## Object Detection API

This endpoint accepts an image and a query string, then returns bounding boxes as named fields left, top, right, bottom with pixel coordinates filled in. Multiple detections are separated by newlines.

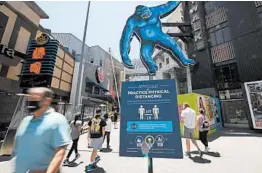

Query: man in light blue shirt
left=14, top=87, right=71, bottom=173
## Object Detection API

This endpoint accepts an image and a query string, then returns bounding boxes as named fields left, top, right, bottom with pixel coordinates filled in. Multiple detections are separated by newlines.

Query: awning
left=87, top=93, right=115, bottom=103
left=85, top=77, right=109, bottom=92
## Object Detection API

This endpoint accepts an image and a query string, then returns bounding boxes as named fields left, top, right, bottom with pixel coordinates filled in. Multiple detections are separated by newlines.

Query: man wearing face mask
left=13, top=87, right=71, bottom=173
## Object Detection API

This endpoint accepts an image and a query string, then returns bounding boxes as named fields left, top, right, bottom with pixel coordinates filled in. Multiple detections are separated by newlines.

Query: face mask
left=27, top=101, right=41, bottom=113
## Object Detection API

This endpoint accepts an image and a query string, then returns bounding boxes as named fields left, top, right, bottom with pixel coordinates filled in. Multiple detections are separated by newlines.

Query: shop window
left=85, top=82, right=93, bottom=93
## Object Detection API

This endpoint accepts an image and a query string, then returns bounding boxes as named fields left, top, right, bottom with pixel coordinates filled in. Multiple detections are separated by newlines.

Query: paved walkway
left=1, top=127, right=262, bottom=173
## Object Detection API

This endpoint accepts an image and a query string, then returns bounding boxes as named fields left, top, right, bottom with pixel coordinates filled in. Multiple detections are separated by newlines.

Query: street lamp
left=75, top=1, right=91, bottom=106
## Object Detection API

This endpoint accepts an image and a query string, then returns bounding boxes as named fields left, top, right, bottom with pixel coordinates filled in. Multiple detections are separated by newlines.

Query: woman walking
left=198, top=108, right=210, bottom=152
left=63, top=115, right=82, bottom=165
left=113, top=109, right=118, bottom=129
left=103, top=113, right=112, bottom=148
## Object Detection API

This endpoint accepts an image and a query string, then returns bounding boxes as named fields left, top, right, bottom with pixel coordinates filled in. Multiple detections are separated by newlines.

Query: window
left=166, top=58, right=169, bottom=65
left=209, top=26, right=231, bottom=46
left=222, top=27, right=231, bottom=42
left=210, top=32, right=216, bottom=46
left=205, top=1, right=225, bottom=15
left=215, top=29, right=223, bottom=45
left=214, top=63, right=240, bottom=89
left=159, top=63, right=162, bottom=69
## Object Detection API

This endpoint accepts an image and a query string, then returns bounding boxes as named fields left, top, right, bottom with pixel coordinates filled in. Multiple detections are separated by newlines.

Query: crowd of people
left=12, top=87, right=211, bottom=173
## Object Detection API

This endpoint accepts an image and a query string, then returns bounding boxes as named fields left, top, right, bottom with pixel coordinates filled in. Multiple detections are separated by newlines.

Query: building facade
left=0, top=2, right=49, bottom=152
left=153, top=2, right=189, bottom=94
left=183, top=1, right=262, bottom=129
left=52, top=33, right=124, bottom=120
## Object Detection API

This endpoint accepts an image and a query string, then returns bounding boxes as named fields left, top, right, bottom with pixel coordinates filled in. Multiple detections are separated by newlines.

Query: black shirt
left=88, top=117, right=106, bottom=138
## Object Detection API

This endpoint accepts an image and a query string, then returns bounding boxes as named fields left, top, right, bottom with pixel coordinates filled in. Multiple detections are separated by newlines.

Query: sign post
left=148, top=75, right=153, bottom=173
left=119, top=79, right=183, bottom=172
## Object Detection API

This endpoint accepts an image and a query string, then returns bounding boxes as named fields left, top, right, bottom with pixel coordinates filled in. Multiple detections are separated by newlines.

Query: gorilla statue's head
left=135, top=5, right=152, bottom=19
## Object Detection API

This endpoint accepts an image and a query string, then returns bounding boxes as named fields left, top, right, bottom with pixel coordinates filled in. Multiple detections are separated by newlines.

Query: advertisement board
left=120, top=79, right=183, bottom=159
left=177, top=93, right=222, bottom=139
left=244, top=81, right=262, bottom=129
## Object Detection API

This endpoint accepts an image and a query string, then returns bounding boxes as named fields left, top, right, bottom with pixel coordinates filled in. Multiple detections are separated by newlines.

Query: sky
left=36, top=1, right=165, bottom=61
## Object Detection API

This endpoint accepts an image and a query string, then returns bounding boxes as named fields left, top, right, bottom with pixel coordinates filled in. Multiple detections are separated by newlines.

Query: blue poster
left=119, top=79, right=183, bottom=159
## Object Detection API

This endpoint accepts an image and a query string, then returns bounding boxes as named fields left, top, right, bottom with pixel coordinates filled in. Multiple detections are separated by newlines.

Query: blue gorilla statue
left=120, top=1, right=196, bottom=75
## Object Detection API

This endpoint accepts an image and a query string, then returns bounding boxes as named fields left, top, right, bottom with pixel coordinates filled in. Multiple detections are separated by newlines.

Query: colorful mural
left=177, top=93, right=222, bottom=139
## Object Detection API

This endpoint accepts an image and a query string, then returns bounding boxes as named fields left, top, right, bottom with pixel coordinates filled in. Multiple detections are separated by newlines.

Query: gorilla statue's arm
left=150, top=1, right=180, bottom=18
left=120, top=18, right=136, bottom=60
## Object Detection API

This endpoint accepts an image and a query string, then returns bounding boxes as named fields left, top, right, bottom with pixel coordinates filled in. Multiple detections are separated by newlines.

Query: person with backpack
left=198, top=108, right=210, bottom=152
left=86, top=109, right=107, bottom=172
left=181, top=103, right=203, bottom=157
left=63, top=114, right=82, bottom=165
left=103, top=113, right=112, bottom=148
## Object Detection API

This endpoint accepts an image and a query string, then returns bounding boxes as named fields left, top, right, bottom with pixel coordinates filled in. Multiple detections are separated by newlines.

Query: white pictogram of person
left=153, top=105, right=159, bottom=120
left=138, top=105, right=145, bottom=120
left=136, top=137, right=143, bottom=147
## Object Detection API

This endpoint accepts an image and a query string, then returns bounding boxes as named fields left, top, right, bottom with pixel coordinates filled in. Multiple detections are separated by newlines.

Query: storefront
left=1, top=31, right=76, bottom=155
left=0, top=2, right=49, bottom=154
left=218, top=88, right=251, bottom=128
left=80, top=63, right=116, bottom=120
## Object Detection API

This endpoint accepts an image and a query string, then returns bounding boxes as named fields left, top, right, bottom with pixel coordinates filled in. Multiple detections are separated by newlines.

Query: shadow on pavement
left=0, top=155, right=12, bottom=162
left=189, top=156, right=211, bottom=164
left=85, top=166, right=106, bottom=173
left=63, top=159, right=84, bottom=167
left=191, top=151, right=221, bottom=158
left=78, top=149, right=119, bottom=154
left=100, top=148, right=113, bottom=153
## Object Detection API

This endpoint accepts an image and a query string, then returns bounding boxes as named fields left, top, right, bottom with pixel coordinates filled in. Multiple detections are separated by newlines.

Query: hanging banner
left=120, top=79, right=183, bottom=159
left=244, top=81, right=262, bottom=129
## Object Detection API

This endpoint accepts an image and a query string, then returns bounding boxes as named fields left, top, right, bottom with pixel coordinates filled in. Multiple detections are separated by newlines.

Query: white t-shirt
left=181, top=107, right=196, bottom=129
left=105, top=119, right=112, bottom=132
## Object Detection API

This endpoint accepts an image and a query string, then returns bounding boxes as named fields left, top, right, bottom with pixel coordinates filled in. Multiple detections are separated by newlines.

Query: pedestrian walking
left=86, top=109, right=106, bottom=172
left=198, top=108, right=210, bottom=152
left=63, top=114, right=82, bottom=165
left=13, top=87, right=71, bottom=173
left=181, top=103, right=203, bottom=157
left=103, top=113, right=112, bottom=148
left=113, top=109, right=118, bottom=129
